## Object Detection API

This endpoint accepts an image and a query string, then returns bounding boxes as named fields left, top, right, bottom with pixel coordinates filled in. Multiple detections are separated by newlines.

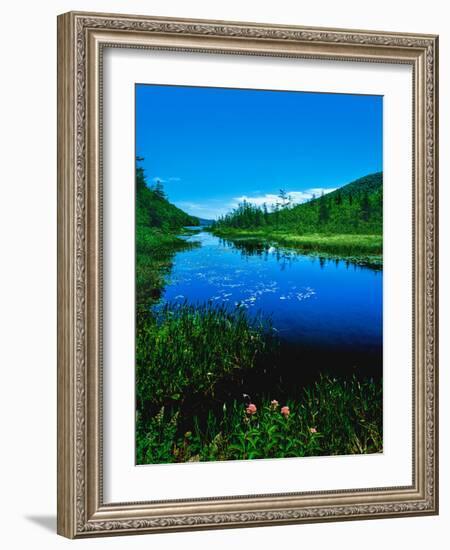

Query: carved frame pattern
left=57, top=11, right=438, bottom=538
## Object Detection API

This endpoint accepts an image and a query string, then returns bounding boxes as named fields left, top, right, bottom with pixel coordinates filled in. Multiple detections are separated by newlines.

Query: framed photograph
left=57, top=11, right=439, bottom=538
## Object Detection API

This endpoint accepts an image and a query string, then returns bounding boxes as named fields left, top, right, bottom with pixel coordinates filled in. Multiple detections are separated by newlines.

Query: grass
left=136, top=302, right=275, bottom=417
left=135, top=228, right=383, bottom=465
left=136, top=226, right=200, bottom=309
left=136, top=374, right=382, bottom=464
left=136, top=302, right=382, bottom=464
left=211, top=228, right=382, bottom=266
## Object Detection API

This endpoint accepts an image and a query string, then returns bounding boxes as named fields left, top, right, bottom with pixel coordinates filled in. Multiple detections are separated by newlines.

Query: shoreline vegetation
left=138, top=367, right=382, bottom=463
left=210, top=172, right=383, bottom=267
left=136, top=302, right=382, bottom=464
left=211, top=229, right=382, bottom=267
left=136, top=159, right=199, bottom=311
left=135, top=163, right=383, bottom=464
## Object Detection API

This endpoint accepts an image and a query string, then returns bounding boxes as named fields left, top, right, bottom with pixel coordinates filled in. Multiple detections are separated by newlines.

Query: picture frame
left=57, top=11, right=439, bottom=538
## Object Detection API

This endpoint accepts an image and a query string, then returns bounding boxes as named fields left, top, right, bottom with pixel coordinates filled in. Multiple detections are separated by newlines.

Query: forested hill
left=326, top=172, right=382, bottom=200
left=276, top=172, right=382, bottom=234
left=214, top=172, right=383, bottom=235
left=136, top=165, right=199, bottom=230
left=135, top=163, right=199, bottom=309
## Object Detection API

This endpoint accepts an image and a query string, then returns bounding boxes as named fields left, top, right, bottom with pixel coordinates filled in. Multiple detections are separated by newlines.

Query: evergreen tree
left=136, top=156, right=147, bottom=193
left=273, top=202, right=280, bottom=229
left=360, top=191, right=371, bottom=222
left=263, top=203, right=269, bottom=225
left=135, top=160, right=198, bottom=230
left=154, top=179, right=166, bottom=200
left=213, top=172, right=382, bottom=235
left=279, top=189, right=290, bottom=209
left=318, top=192, right=329, bottom=224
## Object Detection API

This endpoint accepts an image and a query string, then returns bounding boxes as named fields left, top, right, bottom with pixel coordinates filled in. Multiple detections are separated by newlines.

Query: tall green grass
left=136, top=302, right=275, bottom=419
left=135, top=229, right=383, bottom=465
left=136, top=302, right=382, bottom=464
left=136, top=226, right=199, bottom=309
left=137, top=374, right=382, bottom=464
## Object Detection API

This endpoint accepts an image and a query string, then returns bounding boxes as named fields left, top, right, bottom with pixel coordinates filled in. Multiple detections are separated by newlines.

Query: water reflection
left=159, top=231, right=382, bottom=375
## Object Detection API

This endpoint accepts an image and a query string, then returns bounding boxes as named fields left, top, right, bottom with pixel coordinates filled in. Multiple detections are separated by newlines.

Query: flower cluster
left=243, top=400, right=319, bottom=434
left=243, top=400, right=294, bottom=419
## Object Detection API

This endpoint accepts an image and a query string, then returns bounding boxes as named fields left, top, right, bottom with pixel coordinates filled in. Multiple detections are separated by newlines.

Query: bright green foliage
left=136, top=164, right=198, bottom=230
left=134, top=163, right=383, bottom=465
left=135, top=161, right=199, bottom=309
left=215, top=231, right=381, bottom=255
left=213, top=172, right=383, bottom=235
left=136, top=375, right=382, bottom=464
left=136, top=407, right=181, bottom=465
left=136, top=302, right=275, bottom=419
left=212, top=230, right=382, bottom=266
left=135, top=228, right=199, bottom=310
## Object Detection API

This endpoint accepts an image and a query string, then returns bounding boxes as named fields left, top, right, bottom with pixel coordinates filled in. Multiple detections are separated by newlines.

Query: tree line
left=213, top=172, right=382, bottom=235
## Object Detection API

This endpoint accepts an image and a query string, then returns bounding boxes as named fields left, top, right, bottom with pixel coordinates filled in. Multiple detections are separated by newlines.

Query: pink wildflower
left=246, top=403, right=257, bottom=415
left=270, top=400, right=279, bottom=409
left=281, top=406, right=290, bottom=417
left=309, top=427, right=317, bottom=434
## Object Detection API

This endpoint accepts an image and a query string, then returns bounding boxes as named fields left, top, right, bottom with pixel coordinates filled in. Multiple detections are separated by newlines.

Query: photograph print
left=135, top=84, right=383, bottom=465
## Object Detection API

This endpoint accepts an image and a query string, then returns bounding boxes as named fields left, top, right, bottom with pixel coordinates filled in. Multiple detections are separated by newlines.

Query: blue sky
left=136, top=84, right=382, bottom=220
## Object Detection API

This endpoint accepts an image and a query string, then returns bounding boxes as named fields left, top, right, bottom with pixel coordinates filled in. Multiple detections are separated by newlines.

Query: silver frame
left=57, top=11, right=439, bottom=538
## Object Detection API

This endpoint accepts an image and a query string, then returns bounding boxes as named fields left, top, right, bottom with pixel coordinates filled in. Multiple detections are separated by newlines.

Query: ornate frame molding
left=57, top=11, right=438, bottom=538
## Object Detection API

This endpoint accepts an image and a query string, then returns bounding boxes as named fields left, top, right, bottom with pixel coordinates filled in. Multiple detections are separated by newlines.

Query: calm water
left=159, top=230, right=383, bottom=379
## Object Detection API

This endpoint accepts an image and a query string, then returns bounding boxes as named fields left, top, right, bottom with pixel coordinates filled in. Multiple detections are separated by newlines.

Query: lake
left=158, top=229, right=383, bottom=387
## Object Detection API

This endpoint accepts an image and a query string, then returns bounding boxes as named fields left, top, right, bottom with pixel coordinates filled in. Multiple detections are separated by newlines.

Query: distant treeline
left=213, top=172, right=382, bottom=235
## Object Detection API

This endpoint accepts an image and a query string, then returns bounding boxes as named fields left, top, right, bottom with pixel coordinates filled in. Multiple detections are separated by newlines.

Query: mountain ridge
left=213, top=171, right=383, bottom=235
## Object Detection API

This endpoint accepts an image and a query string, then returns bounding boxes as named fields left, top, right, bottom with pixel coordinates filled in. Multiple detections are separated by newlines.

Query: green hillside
left=326, top=172, right=382, bottom=200
left=136, top=163, right=199, bottom=309
left=280, top=172, right=382, bottom=234
left=211, top=173, right=383, bottom=265
left=136, top=166, right=198, bottom=230
left=214, top=172, right=382, bottom=235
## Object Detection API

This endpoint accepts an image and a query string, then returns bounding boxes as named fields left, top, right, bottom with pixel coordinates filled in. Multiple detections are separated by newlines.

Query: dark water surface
left=159, top=230, right=382, bottom=388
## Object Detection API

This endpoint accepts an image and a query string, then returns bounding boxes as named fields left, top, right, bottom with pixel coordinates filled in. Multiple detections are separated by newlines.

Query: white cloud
left=151, top=176, right=166, bottom=184
left=233, top=187, right=337, bottom=208
left=174, top=187, right=338, bottom=220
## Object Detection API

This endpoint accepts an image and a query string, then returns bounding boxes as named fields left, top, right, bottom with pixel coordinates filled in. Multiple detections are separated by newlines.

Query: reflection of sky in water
left=159, top=231, right=382, bottom=351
